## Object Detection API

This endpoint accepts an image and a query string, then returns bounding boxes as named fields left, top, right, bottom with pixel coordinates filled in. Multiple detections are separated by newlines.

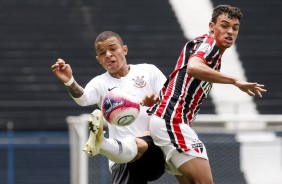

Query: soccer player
left=147, top=5, right=267, bottom=184
left=52, top=31, right=181, bottom=183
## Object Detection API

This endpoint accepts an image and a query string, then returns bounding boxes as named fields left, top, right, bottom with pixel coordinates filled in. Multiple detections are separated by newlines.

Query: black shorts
left=111, top=135, right=165, bottom=184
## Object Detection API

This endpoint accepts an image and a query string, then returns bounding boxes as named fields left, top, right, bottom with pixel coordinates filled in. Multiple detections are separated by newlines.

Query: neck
left=110, top=65, right=130, bottom=79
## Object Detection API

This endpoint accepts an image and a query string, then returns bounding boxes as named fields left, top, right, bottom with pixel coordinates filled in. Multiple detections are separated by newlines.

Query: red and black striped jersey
left=148, top=34, right=222, bottom=126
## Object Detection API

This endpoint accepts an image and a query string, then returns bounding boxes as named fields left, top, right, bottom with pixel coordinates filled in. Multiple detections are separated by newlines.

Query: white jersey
left=72, top=64, right=166, bottom=140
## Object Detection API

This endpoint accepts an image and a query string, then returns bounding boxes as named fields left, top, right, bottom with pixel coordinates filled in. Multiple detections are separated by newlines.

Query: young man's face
left=95, top=37, right=128, bottom=74
left=209, top=13, right=240, bottom=51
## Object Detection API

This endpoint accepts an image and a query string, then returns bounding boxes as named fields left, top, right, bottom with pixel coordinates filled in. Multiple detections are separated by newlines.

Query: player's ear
left=96, top=56, right=101, bottom=64
left=209, top=22, right=215, bottom=34
left=123, top=45, right=128, bottom=55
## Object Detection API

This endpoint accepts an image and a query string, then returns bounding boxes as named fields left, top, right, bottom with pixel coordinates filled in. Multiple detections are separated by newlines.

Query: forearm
left=190, top=67, right=237, bottom=84
left=66, top=80, right=84, bottom=98
left=187, top=57, right=238, bottom=85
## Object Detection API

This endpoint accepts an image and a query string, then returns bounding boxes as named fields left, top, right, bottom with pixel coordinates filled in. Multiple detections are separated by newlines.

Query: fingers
left=249, top=83, right=267, bottom=98
left=238, top=81, right=267, bottom=98
left=140, top=95, right=149, bottom=106
left=254, top=83, right=267, bottom=98
left=255, top=86, right=265, bottom=98
left=57, top=58, right=65, bottom=64
left=257, top=91, right=262, bottom=98
left=140, top=93, right=158, bottom=107
left=140, top=94, right=152, bottom=106
left=51, top=58, right=69, bottom=71
left=147, top=93, right=155, bottom=99
left=255, top=84, right=266, bottom=90
left=246, top=89, right=255, bottom=97
left=153, top=95, right=159, bottom=101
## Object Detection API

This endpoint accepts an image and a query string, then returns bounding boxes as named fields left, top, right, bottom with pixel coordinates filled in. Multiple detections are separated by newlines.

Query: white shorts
left=149, top=115, right=208, bottom=175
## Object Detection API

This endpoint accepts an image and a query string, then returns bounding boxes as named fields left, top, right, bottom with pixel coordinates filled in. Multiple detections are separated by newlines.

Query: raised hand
left=51, top=58, right=73, bottom=83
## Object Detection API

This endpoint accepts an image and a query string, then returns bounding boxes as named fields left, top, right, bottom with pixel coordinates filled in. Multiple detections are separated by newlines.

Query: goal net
left=66, top=113, right=282, bottom=184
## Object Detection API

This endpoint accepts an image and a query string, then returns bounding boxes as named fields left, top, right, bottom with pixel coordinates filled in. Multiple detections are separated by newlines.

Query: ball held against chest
left=101, top=87, right=140, bottom=126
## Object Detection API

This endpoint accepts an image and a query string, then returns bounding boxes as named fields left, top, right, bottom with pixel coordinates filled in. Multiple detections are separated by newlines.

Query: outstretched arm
left=51, top=58, right=84, bottom=98
left=187, top=56, right=267, bottom=97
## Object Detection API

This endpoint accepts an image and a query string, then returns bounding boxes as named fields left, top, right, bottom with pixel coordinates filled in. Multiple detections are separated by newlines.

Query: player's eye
left=221, top=24, right=228, bottom=29
left=98, top=52, right=105, bottom=56
left=233, top=26, right=239, bottom=31
left=110, top=47, right=117, bottom=52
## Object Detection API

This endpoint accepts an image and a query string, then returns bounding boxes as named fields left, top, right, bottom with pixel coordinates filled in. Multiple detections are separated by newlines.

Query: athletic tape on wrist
left=64, top=76, right=75, bottom=86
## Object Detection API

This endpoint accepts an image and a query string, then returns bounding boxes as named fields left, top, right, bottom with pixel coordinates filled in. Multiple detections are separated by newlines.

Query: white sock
left=99, top=137, right=138, bottom=163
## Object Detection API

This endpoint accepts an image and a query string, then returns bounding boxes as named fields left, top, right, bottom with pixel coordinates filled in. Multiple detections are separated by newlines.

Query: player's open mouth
left=107, top=61, right=115, bottom=67
left=225, top=36, right=232, bottom=40
left=225, top=37, right=233, bottom=43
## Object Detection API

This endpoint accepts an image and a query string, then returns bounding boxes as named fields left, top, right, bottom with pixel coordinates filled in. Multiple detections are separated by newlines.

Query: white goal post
left=66, top=114, right=90, bottom=184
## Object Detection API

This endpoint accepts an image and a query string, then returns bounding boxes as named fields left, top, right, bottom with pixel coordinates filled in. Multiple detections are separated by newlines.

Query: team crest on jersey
left=191, top=143, right=204, bottom=154
left=132, top=76, right=146, bottom=88
left=198, top=43, right=212, bottom=54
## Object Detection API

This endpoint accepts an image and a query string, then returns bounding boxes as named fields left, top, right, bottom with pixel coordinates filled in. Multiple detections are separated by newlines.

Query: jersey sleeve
left=191, top=36, right=220, bottom=66
left=72, top=77, right=103, bottom=106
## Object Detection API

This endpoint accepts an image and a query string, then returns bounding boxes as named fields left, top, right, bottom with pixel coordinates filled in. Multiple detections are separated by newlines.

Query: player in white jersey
left=73, top=63, right=164, bottom=140
left=51, top=31, right=187, bottom=183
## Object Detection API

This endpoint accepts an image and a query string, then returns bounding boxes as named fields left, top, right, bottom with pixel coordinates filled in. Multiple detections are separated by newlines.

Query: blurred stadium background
left=1, top=0, right=282, bottom=183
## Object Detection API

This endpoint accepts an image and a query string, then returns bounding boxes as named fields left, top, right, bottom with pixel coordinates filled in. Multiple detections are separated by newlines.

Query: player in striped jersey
left=147, top=5, right=266, bottom=184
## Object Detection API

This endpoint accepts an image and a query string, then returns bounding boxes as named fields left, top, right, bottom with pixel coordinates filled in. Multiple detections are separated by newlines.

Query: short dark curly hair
left=211, top=5, right=243, bottom=23
left=95, top=31, right=124, bottom=46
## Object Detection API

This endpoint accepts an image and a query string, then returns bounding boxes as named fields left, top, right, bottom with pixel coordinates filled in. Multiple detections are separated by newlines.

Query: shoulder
left=193, top=34, right=218, bottom=53
left=87, top=72, right=108, bottom=85
left=199, top=34, right=217, bottom=49
left=188, top=34, right=216, bottom=48
left=130, top=63, right=159, bottom=71
left=196, top=34, right=216, bottom=43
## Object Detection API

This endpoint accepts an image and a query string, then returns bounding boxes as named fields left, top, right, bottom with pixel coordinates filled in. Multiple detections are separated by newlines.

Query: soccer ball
left=101, top=87, right=140, bottom=126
